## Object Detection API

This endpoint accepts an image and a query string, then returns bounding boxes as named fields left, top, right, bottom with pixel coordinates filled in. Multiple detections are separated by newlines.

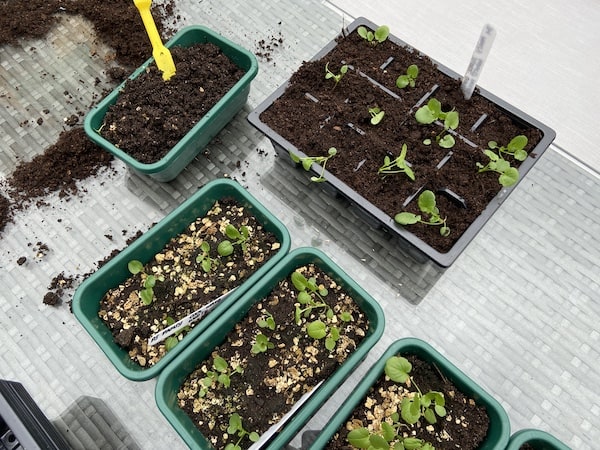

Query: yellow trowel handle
left=133, top=0, right=176, bottom=81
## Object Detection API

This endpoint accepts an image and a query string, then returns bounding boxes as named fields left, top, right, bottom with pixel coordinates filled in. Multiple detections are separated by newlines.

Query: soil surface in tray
left=177, top=264, right=370, bottom=449
left=101, top=43, right=246, bottom=164
left=99, top=197, right=281, bottom=368
left=260, top=28, right=543, bottom=253
left=326, top=354, right=490, bottom=450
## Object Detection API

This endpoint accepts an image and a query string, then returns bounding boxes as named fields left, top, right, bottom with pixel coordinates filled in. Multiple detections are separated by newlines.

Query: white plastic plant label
left=461, top=24, right=496, bottom=100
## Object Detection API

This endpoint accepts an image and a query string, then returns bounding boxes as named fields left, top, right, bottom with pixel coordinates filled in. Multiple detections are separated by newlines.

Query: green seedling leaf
left=249, top=432, right=259, bottom=442
left=200, top=241, right=210, bottom=253
left=217, top=240, right=234, bottom=257
left=290, top=152, right=301, bottom=163
left=369, top=434, right=390, bottom=449
left=444, top=110, right=459, bottom=130
left=144, top=275, right=156, bottom=289
left=357, top=26, right=369, bottom=40
left=339, top=311, right=353, bottom=322
left=385, top=356, right=412, bottom=383
left=374, top=25, right=390, bottom=43
left=291, top=271, right=308, bottom=291
left=325, top=337, right=336, bottom=351
left=128, top=260, right=143, bottom=274
left=394, top=212, right=420, bottom=225
left=415, top=104, right=436, bottom=124
left=201, top=258, right=211, bottom=273
left=302, top=159, right=313, bottom=171
left=499, top=166, right=519, bottom=186
left=225, top=224, right=242, bottom=240
left=401, top=397, right=421, bottom=425
left=381, top=422, right=395, bottom=442
left=213, top=356, right=228, bottom=373
left=417, top=189, right=436, bottom=213
left=438, top=134, right=456, bottom=148
left=347, top=427, right=370, bottom=449
left=404, top=438, right=426, bottom=450
left=396, top=75, right=410, bottom=89
left=165, top=336, right=179, bottom=352
left=218, top=373, right=231, bottom=388
left=228, top=413, right=243, bottom=434
left=140, top=288, right=154, bottom=305
left=406, top=64, right=419, bottom=79
left=307, top=320, right=327, bottom=339
left=507, top=134, right=528, bottom=152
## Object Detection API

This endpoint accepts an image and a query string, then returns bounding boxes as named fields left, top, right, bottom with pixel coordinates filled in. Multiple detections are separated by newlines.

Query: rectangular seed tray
left=72, top=178, right=291, bottom=381
left=248, top=17, right=556, bottom=267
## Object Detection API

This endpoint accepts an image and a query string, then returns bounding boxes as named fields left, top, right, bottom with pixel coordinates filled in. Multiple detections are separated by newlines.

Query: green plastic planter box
left=84, top=26, right=258, bottom=182
left=155, top=247, right=385, bottom=450
left=72, top=179, right=290, bottom=381
left=506, top=429, right=570, bottom=450
left=309, top=338, right=511, bottom=450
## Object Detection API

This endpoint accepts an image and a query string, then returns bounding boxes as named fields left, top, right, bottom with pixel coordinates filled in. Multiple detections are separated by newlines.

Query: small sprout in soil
left=415, top=98, right=459, bottom=148
left=394, top=190, right=451, bottom=237
left=476, top=150, right=520, bottom=187
left=385, top=356, right=447, bottom=426
left=164, top=316, right=190, bottom=352
left=488, top=134, right=528, bottom=161
left=251, top=333, right=274, bottom=354
left=378, top=144, right=415, bottom=181
left=196, top=241, right=218, bottom=273
left=257, top=310, right=276, bottom=330
left=357, top=25, right=390, bottom=45
left=225, top=413, right=259, bottom=450
left=396, top=64, right=419, bottom=89
left=347, top=423, right=436, bottom=450
left=291, top=270, right=331, bottom=323
left=369, top=107, right=385, bottom=125
left=127, top=259, right=158, bottom=305
left=199, top=355, right=243, bottom=398
left=290, top=147, right=337, bottom=182
left=325, top=62, right=348, bottom=88
left=218, top=224, right=250, bottom=256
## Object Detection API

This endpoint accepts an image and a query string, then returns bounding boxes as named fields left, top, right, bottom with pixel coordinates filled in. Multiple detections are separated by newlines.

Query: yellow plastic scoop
left=133, top=0, right=176, bottom=81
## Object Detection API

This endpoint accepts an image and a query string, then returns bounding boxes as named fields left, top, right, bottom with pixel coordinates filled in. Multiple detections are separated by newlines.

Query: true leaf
left=417, top=189, right=436, bottom=213
left=374, top=25, right=389, bottom=43
left=213, top=356, right=228, bottom=372
left=438, top=134, right=455, bottom=148
left=306, top=320, right=327, bottom=339
left=415, top=105, right=436, bottom=124
left=217, top=240, right=234, bottom=257
left=423, top=407, right=437, bottom=424
left=381, top=422, right=395, bottom=442
left=444, top=110, right=459, bottom=130
left=225, top=224, right=241, bottom=240
left=507, top=134, right=527, bottom=152
left=406, top=64, right=419, bottom=78
left=384, top=356, right=412, bottom=383
left=401, top=398, right=420, bottom=425
left=499, top=167, right=519, bottom=186
left=249, top=432, right=260, bottom=442
left=325, top=337, right=336, bottom=351
left=396, top=75, right=409, bottom=89
left=357, top=26, right=369, bottom=40
left=140, top=289, right=153, bottom=305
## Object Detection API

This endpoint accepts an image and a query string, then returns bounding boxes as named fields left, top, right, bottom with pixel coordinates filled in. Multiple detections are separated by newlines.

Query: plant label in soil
left=148, top=287, right=238, bottom=347
left=461, top=23, right=496, bottom=100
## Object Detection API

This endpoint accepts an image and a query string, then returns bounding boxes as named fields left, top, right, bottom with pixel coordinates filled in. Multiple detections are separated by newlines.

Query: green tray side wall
left=72, top=179, right=290, bottom=381
left=309, top=337, right=511, bottom=450
left=506, top=429, right=571, bottom=450
left=155, top=247, right=385, bottom=450
left=84, top=25, right=258, bottom=182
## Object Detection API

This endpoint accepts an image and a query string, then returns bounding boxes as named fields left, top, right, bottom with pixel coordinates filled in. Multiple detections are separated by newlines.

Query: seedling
left=369, top=107, right=385, bottom=125
left=217, top=224, right=250, bottom=256
left=347, top=423, right=435, bottom=450
left=251, top=333, right=274, bottom=354
left=224, top=413, right=259, bottom=450
left=198, top=355, right=243, bottom=398
left=306, top=319, right=340, bottom=351
left=291, top=270, right=331, bottom=324
left=196, top=241, right=219, bottom=272
left=476, top=150, right=520, bottom=187
left=290, top=147, right=337, bottom=182
left=488, top=134, right=528, bottom=161
left=128, top=259, right=158, bottom=305
left=415, top=98, right=459, bottom=148
left=378, top=144, right=415, bottom=181
left=325, top=62, right=348, bottom=88
left=385, top=355, right=447, bottom=425
left=163, top=316, right=191, bottom=352
left=257, top=310, right=276, bottom=330
left=357, top=25, right=390, bottom=45
left=394, top=190, right=450, bottom=237
left=396, top=64, right=419, bottom=89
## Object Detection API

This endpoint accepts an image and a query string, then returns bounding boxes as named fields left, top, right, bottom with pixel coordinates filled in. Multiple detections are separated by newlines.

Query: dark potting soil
left=100, top=43, right=246, bottom=164
left=325, top=354, right=490, bottom=450
left=0, top=0, right=174, bottom=234
left=6, top=128, right=114, bottom=208
left=0, top=0, right=175, bottom=218
left=260, top=28, right=543, bottom=253
left=178, top=263, right=370, bottom=449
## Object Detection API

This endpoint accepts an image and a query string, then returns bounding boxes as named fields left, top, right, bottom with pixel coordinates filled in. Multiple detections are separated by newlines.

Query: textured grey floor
left=0, top=1, right=598, bottom=449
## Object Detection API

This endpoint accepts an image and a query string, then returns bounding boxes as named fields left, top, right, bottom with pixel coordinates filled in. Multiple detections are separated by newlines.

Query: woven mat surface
left=1, top=1, right=598, bottom=448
